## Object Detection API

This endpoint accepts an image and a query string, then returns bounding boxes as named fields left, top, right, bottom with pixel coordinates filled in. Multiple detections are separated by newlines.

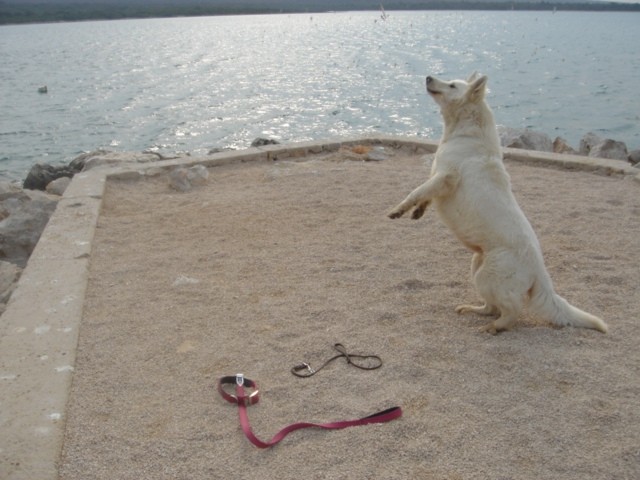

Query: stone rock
left=0, top=186, right=58, bottom=267
left=23, top=163, right=80, bottom=191
left=208, top=147, right=235, bottom=155
left=628, top=149, right=640, bottom=166
left=251, top=137, right=280, bottom=147
left=0, top=181, right=26, bottom=203
left=0, top=260, right=22, bottom=304
left=552, top=137, right=577, bottom=155
left=168, top=165, right=209, bottom=192
left=365, top=146, right=389, bottom=162
left=45, top=176, right=72, bottom=196
left=169, top=168, right=191, bottom=192
left=172, top=275, right=200, bottom=286
left=68, top=149, right=113, bottom=171
left=579, top=132, right=601, bottom=155
left=579, top=132, right=629, bottom=160
left=187, top=165, right=209, bottom=186
left=588, top=139, right=628, bottom=161
left=497, top=127, right=553, bottom=152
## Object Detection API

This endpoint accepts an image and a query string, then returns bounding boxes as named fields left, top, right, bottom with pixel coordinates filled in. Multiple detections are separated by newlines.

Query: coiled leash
left=291, top=342, right=383, bottom=378
left=218, top=345, right=402, bottom=448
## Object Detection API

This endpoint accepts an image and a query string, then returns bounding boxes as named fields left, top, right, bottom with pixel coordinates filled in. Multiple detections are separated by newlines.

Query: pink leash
left=218, top=374, right=402, bottom=448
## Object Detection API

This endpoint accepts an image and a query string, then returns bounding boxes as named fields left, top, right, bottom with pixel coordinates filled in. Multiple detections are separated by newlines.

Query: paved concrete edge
left=0, top=135, right=637, bottom=479
left=0, top=172, right=107, bottom=480
left=502, top=146, right=639, bottom=176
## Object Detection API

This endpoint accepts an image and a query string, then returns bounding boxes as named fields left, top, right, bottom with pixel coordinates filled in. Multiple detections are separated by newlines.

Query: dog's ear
left=467, top=71, right=480, bottom=83
left=466, top=75, right=488, bottom=102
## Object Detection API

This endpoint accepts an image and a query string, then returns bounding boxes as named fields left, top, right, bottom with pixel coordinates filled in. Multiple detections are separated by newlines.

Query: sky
left=9, top=0, right=640, bottom=3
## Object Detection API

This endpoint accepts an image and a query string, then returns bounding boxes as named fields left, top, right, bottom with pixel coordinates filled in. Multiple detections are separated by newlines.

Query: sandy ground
left=59, top=147, right=640, bottom=480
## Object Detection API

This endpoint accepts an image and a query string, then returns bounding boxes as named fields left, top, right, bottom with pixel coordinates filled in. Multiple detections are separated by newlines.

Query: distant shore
left=2, top=1, right=640, bottom=26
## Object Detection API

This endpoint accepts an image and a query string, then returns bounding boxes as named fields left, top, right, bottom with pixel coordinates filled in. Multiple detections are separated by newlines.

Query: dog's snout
left=426, top=76, right=433, bottom=84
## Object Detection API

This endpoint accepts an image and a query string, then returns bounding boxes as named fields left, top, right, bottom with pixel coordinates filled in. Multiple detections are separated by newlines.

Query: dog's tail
left=529, top=279, right=608, bottom=333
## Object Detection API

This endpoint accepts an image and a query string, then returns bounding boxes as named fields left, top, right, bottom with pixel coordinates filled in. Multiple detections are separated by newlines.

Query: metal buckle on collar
left=234, top=373, right=258, bottom=405
left=218, top=374, right=259, bottom=406
left=241, top=389, right=260, bottom=406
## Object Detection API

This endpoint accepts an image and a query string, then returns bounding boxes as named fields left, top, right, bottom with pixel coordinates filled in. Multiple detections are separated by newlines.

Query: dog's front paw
left=410, top=201, right=430, bottom=220
left=387, top=207, right=406, bottom=219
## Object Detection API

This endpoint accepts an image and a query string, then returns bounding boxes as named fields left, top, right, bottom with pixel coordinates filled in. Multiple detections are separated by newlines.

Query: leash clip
left=236, top=373, right=245, bottom=387
left=291, top=362, right=315, bottom=377
left=291, top=343, right=383, bottom=378
left=300, top=363, right=315, bottom=374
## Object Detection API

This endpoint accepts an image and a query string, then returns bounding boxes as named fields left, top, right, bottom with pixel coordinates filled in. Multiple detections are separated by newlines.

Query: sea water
left=1, top=11, right=639, bottom=181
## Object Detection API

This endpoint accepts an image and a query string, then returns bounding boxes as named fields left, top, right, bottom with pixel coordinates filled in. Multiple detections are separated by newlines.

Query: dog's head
left=425, top=72, right=494, bottom=139
left=426, top=72, right=488, bottom=110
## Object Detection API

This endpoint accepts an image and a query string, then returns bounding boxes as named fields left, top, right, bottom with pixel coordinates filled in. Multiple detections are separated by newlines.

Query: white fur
left=388, top=73, right=607, bottom=334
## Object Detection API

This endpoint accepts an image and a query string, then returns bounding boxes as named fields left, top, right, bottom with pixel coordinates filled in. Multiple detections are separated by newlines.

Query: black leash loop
left=291, top=343, right=383, bottom=378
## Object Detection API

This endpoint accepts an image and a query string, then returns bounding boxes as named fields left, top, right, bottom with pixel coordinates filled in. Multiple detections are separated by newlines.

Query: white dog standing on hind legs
left=388, top=73, right=608, bottom=335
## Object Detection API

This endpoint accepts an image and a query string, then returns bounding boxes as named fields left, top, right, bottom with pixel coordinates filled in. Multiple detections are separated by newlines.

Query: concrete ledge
left=0, top=135, right=637, bottom=479
left=0, top=173, right=106, bottom=480
left=503, top=147, right=638, bottom=176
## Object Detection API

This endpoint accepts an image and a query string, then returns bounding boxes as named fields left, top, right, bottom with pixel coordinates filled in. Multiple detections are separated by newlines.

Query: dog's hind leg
left=480, top=310, right=519, bottom=335
left=455, top=252, right=499, bottom=316
left=388, top=171, right=459, bottom=219
left=477, top=285, right=525, bottom=334
left=461, top=250, right=527, bottom=334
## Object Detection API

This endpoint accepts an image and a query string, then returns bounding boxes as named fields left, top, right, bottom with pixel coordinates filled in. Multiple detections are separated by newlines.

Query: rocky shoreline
left=0, top=131, right=638, bottom=315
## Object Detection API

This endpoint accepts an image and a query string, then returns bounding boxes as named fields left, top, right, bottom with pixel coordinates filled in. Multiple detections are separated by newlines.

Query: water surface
left=1, top=11, right=638, bottom=180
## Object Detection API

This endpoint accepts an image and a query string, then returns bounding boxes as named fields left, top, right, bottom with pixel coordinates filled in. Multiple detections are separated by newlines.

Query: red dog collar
left=218, top=374, right=260, bottom=406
